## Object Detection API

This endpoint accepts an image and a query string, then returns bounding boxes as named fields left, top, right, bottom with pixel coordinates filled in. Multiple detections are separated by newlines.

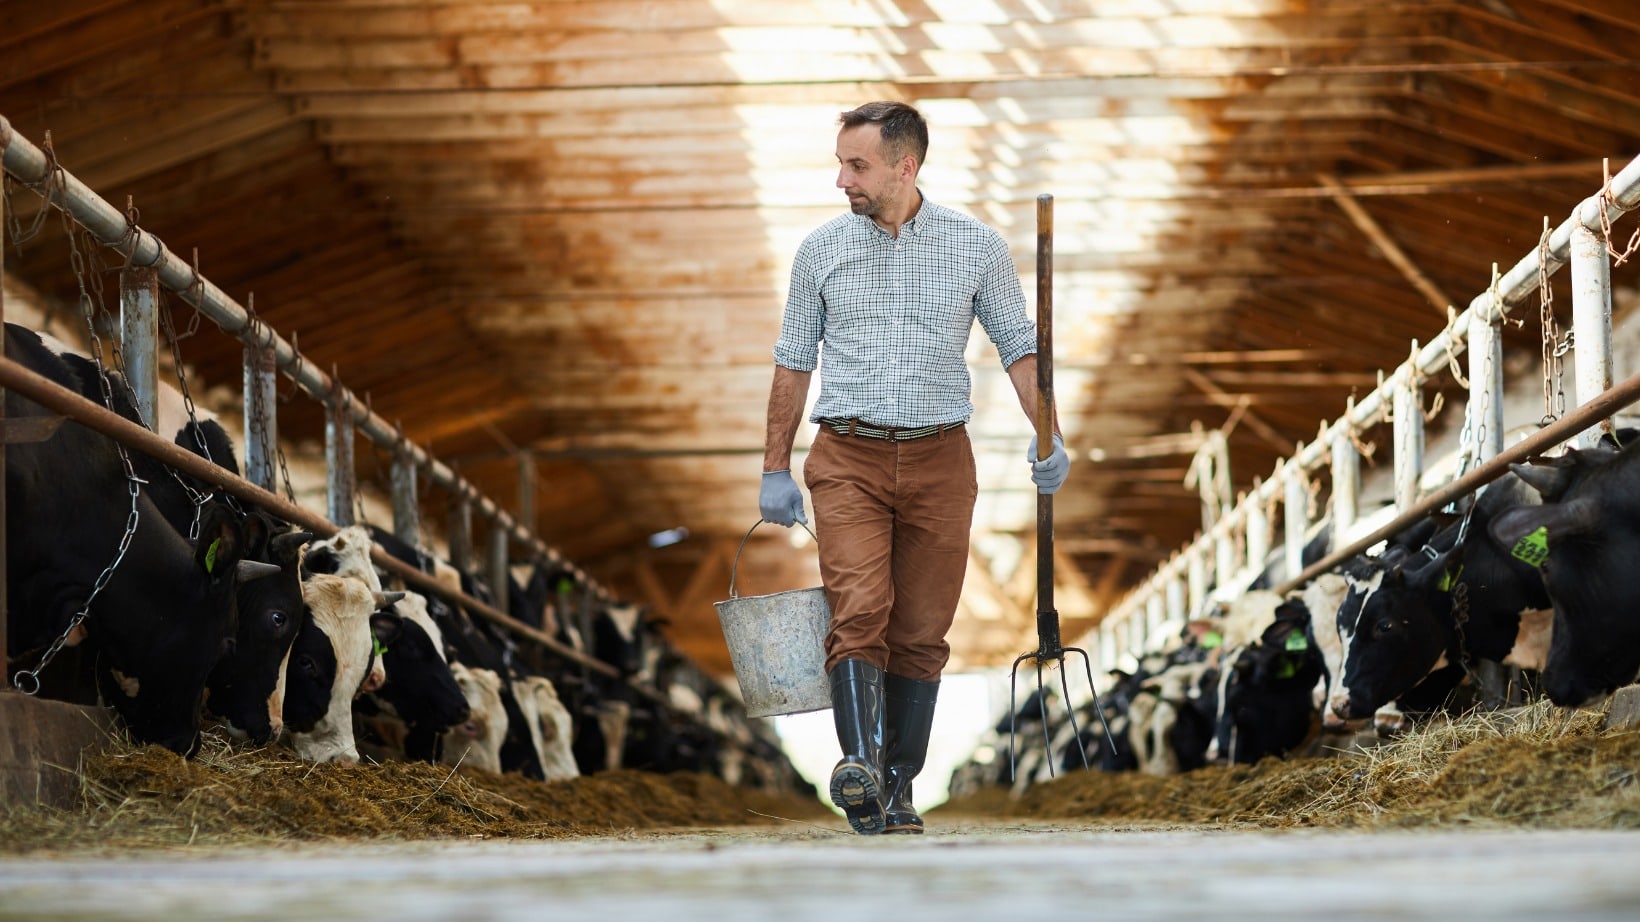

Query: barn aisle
left=0, top=823, right=1636, bottom=920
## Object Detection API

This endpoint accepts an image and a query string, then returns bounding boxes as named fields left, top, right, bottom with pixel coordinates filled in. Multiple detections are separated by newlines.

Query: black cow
left=1218, top=598, right=1325, bottom=763
left=4, top=325, right=273, bottom=755
left=1492, top=440, right=1640, bottom=705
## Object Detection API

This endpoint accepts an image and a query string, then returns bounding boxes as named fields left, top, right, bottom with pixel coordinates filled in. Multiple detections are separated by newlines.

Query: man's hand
left=759, top=470, right=809, bottom=526
left=1026, top=433, right=1070, bottom=494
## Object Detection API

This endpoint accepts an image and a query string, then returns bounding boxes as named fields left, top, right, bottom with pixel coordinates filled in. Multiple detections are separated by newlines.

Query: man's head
left=835, top=101, right=927, bottom=219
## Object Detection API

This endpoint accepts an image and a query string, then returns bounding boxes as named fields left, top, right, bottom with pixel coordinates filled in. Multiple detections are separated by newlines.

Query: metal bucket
left=714, top=520, right=832, bottom=718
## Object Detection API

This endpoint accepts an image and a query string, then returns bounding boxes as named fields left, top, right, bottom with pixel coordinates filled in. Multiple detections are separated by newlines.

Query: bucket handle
left=727, top=519, right=819, bottom=599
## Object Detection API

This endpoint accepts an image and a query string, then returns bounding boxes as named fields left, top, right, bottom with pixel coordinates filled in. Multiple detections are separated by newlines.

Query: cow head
left=370, top=592, right=470, bottom=733
left=206, top=518, right=313, bottom=744
left=282, top=574, right=384, bottom=763
left=1331, top=544, right=1456, bottom=721
left=95, top=501, right=276, bottom=756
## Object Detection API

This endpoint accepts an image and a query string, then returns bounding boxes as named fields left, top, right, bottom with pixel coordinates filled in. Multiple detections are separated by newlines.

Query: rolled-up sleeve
left=973, top=232, right=1036, bottom=369
left=773, top=237, right=824, bottom=372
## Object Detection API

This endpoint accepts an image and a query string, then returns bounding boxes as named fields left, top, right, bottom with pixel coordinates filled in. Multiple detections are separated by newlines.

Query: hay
left=0, top=731, right=829, bottom=855
left=943, top=700, right=1640, bottom=830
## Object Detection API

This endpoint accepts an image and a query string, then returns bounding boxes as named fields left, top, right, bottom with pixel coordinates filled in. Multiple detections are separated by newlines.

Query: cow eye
left=1373, top=618, right=1397, bottom=637
left=269, top=610, right=289, bottom=631
left=297, top=655, right=319, bottom=677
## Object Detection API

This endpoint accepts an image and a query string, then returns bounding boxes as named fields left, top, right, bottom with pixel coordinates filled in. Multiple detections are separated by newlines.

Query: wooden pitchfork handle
left=1034, top=193, right=1062, bottom=658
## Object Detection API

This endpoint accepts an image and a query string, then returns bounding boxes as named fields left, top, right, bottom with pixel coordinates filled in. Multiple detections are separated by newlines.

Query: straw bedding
left=0, top=730, right=829, bottom=855
left=943, top=699, right=1640, bottom=829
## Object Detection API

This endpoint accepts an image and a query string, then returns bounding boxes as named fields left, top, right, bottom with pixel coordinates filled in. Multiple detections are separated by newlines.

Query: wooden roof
left=4, top=0, right=1639, bottom=676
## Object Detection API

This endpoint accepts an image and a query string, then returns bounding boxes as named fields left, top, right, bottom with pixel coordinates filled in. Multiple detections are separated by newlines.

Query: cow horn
left=374, top=590, right=407, bottom=608
left=1508, top=462, right=1572, bottom=501
left=236, top=559, right=283, bottom=582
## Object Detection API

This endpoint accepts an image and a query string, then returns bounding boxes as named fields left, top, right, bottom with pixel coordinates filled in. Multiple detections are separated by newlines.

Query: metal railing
left=1085, top=154, right=1640, bottom=673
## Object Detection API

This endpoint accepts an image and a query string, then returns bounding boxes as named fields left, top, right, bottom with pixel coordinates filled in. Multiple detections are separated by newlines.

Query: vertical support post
left=118, top=264, right=159, bottom=429
left=325, top=378, right=355, bottom=527
left=1141, top=592, right=1162, bottom=651
left=242, top=325, right=278, bottom=492
left=516, top=451, right=537, bottom=537
left=1393, top=366, right=1424, bottom=514
left=391, top=447, right=419, bottom=548
left=1186, top=548, right=1206, bottom=618
left=0, top=187, right=8, bottom=667
left=1571, top=221, right=1614, bottom=448
left=1214, top=519, right=1235, bottom=591
left=489, top=518, right=510, bottom=614
left=1468, top=313, right=1505, bottom=465
left=1330, top=426, right=1360, bottom=542
left=1284, top=457, right=1308, bottom=581
left=1245, top=482, right=1269, bottom=579
left=448, top=494, right=473, bottom=573
left=1099, top=627, right=1116, bottom=675
left=1164, top=574, right=1185, bottom=628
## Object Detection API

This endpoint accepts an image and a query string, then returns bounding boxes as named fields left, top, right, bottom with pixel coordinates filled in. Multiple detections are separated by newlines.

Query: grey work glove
left=759, top=470, right=809, bottom=526
left=1026, top=432, right=1070, bottom=494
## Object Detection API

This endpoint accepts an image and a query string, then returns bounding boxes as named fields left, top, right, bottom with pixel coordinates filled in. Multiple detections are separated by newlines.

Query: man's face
left=835, top=123, right=905, bottom=217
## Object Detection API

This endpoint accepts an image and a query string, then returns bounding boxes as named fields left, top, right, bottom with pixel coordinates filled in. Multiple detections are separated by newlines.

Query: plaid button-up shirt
left=773, top=196, right=1036, bottom=429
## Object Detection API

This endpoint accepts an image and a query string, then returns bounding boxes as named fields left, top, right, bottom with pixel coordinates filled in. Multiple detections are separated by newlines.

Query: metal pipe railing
left=0, top=116, right=601, bottom=596
left=1094, top=154, right=1640, bottom=663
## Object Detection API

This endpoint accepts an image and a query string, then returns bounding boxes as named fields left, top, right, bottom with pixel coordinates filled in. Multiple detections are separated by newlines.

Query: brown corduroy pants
left=803, top=425, right=977, bottom=682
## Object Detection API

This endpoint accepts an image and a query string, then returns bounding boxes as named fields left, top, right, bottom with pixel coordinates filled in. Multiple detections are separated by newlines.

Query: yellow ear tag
left=1511, top=527, right=1549, bottom=568
left=205, top=537, right=222, bottom=574
left=1436, top=564, right=1464, bottom=592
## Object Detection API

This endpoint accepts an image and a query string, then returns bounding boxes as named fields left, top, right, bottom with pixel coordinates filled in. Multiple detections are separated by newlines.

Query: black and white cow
left=1217, top=597, right=1325, bottom=763
left=1330, top=474, right=1554, bottom=724
left=356, top=590, right=470, bottom=762
left=1491, top=440, right=1640, bottom=706
left=4, top=325, right=276, bottom=755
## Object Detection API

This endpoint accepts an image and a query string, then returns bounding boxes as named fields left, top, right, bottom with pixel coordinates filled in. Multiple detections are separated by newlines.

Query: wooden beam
left=1317, top=173, right=1452, bottom=316
left=1180, top=367, right=1291, bottom=454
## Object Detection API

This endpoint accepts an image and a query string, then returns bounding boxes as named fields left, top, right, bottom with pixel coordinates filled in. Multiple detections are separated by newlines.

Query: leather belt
left=820, top=418, right=965, bottom=442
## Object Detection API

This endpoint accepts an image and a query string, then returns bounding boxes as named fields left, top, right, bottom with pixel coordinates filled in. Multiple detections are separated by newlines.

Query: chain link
left=1598, top=159, right=1640, bottom=268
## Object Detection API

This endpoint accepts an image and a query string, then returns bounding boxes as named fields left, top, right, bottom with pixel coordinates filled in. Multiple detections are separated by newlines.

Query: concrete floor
left=1, top=820, right=1637, bottom=921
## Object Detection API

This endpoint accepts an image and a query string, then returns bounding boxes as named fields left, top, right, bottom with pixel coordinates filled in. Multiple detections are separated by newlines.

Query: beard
left=846, top=189, right=888, bottom=216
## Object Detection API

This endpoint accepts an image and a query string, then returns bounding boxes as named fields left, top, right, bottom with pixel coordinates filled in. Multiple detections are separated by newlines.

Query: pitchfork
left=1007, top=194, right=1117, bottom=783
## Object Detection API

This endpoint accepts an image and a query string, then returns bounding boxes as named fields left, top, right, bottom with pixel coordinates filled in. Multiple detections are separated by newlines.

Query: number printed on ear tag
left=1511, top=526, right=1549, bottom=568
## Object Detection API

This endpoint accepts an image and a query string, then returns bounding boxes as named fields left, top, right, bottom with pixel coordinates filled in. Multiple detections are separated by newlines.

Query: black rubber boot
left=881, top=672, right=939, bottom=834
left=828, top=659, right=886, bottom=835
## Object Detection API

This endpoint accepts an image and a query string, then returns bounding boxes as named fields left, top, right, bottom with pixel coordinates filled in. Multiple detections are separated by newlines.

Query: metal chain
left=1448, top=581, right=1480, bottom=686
left=15, top=189, right=146, bottom=693
left=1538, top=218, right=1571, bottom=423
left=1598, top=159, right=1640, bottom=268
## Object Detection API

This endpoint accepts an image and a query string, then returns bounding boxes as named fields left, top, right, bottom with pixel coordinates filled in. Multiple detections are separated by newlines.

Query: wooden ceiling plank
left=1317, top=173, right=1454, bottom=316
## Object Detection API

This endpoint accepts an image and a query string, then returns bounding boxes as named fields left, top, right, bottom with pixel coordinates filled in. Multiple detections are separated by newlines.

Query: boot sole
left=830, top=761, right=886, bottom=835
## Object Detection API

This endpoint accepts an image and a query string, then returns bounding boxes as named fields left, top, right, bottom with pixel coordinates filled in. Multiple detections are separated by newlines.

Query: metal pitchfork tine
left=1008, top=194, right=1118, bottom=784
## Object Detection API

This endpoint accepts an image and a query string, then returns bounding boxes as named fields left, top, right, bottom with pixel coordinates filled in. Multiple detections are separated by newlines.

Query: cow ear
left=370, top=611, right=404, bottom=647
left=194, top=504, right=247, bottom=581
left=1491, top=497, right=1600, bottom=549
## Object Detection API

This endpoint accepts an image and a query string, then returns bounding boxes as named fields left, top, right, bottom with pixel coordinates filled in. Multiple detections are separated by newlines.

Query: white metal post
left=118, top=265, right=159, bottom=429
left=1330, top=427, right=1360, bottom=540
left=1283, top=457, right=1308, bottom=581
left=1246, top=486, right=1269, bottom=580
left=391, top=450, right=419, bottom=548
left=1393, top=367, right=1424, bottom=514
left=1187, top=549, right=1206, bottom=617
left=489, top=519, right=510, bottom=614
left=1571, top=220, right=1614, bottom=448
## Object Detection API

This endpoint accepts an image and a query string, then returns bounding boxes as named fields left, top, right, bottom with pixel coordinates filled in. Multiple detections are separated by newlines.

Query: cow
left=441, top=662, right=509, bottom=774
left=355, top=590, right=470, bottom=762
left=4, top=324, right=276, bottom=756
left=511, top=674, right=579, bottom=780
left=1217, top=598, right=1325, bottom=764
left=1331, top=474, right=1555, bottom=724
left=281, top=572, right=394, bottom=763
left=1491, top=440, right=1640, bottom=706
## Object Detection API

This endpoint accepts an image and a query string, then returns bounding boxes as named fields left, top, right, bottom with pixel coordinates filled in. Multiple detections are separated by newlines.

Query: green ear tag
left=1511, top=526, right=1549, bottom=568
left=205, top=537, right=222, bottom=574
left=372, top=636, right=388, bottom=658
left=1284, top=633, right=1309, bottom=653
left=1274, top=659, right=1297, bottom=680
left=1201, top=630, right=1223, bottom=650
left=555, top=577, right=575, bottom=595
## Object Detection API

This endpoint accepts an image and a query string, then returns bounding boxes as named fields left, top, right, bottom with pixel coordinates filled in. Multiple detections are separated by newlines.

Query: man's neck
left=871, top=189, right=923, bottom=238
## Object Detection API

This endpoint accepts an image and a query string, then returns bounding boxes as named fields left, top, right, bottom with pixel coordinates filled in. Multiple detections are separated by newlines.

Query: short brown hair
left=838, top=101, right=929, bottom=168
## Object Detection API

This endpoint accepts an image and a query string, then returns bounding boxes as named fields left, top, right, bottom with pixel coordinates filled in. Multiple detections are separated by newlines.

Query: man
left=759, top=101, right=1069, bottom=835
